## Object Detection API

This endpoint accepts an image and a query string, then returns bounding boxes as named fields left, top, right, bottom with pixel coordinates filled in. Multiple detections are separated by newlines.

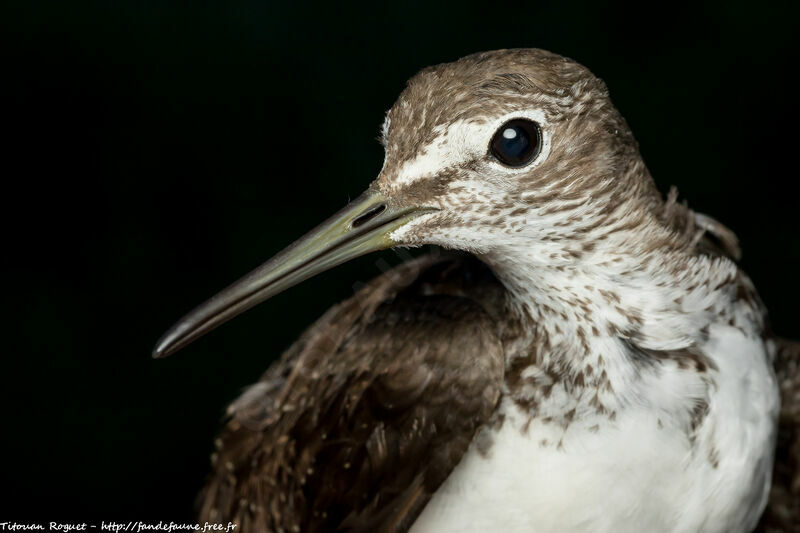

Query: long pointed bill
left=153, top=189, right=432, bottom=358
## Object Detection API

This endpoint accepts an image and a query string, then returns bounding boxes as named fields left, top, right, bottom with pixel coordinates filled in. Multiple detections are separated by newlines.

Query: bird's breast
left=410, top=324, right=779, bottom=533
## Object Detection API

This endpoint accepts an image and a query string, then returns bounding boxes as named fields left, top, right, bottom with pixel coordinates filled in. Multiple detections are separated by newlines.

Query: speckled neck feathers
left=369, top=49, right=759, bottom=421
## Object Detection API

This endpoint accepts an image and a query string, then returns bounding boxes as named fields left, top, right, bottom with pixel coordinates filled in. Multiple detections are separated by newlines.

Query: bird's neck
left=479, top=197, right=739, bottom=344
left=478, top=219, right=741, bottom=423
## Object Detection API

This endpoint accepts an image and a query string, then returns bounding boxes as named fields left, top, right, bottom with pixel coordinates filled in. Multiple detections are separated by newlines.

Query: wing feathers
left=757, top=338, right=800, bottom=531
left=198, top=254, right=507, bottom=533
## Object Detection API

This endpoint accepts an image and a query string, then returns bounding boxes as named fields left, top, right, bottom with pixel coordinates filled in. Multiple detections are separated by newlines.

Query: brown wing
left=757, top=339, right=800, bottom=531
left=198, top=253, right=508, bottom=533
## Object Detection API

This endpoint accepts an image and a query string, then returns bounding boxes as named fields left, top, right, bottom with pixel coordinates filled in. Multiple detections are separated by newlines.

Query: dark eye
left=490, top=119, right=542, bottom=167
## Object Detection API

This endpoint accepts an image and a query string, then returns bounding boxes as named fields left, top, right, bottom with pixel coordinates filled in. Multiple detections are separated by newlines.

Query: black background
left=1, top=0, right=798, bottom=521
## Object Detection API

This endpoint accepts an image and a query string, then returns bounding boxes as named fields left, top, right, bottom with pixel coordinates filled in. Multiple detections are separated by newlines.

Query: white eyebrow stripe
left=393, top=121, right=482, bottom=186
left=389, top=109, right=551, bottom=187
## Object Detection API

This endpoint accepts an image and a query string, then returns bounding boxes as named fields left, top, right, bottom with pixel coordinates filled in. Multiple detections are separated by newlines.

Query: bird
left=153, top=49, right=800, bottom=532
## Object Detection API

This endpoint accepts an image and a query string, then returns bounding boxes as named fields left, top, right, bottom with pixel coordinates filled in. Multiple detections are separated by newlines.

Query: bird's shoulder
left=756, top=338, right=800, bottom=530
left=199, top=253, right=508, bottom=533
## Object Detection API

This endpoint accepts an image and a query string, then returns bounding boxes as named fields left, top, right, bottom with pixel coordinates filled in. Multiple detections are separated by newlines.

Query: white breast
left=410, top=324, right=779, bottom=533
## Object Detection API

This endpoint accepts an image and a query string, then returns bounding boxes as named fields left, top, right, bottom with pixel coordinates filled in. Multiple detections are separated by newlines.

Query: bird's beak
left=153, top=188, right=432, bottom=358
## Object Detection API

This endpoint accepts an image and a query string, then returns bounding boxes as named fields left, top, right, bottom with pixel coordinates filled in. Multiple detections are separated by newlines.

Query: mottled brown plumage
left=199, top=222, right=799, bottom=533
left=199, top=254, right=509, bottom=531
left=757, top=340, right=800, bottom=531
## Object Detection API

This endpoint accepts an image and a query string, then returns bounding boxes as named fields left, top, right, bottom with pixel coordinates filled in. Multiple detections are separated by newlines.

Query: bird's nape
left=153, top=188, right=436, bottom=358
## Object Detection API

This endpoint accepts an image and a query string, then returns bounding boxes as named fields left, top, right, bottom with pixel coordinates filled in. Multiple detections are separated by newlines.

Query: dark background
left=1, top=0, right=797, bottom=521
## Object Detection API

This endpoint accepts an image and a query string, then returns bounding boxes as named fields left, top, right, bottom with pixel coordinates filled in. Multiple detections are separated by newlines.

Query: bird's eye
left=490, top=119, right=542, bottom=167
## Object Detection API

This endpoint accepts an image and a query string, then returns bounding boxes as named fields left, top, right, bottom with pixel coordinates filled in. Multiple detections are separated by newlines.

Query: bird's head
left=154, top=49, right=664, bottom=358
left=372, top=49, right=657, bottom=258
